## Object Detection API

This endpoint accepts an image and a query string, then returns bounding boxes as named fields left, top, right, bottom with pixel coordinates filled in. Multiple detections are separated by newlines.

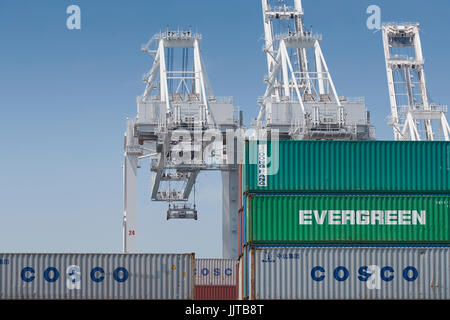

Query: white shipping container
left=195, top=259, right=236, bottom=286
left=241, top=246, right=450, bottom=300
left=0, top=253, right=195, bottom=300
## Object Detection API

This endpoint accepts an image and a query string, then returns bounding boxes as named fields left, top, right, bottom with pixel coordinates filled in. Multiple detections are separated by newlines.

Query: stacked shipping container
left=241, top=141, right=450, bottom=194
left=0, top=253, right=195, bottom=299
left=194, top=259, right=237, bottom=300
left=238, top=141, right=450, bottom=299
left=243, top=246, right=450, bottom=299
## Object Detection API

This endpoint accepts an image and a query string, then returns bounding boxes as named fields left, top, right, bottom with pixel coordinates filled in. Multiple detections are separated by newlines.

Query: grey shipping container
left=241, top=246, right=450, bottom=300
left=195, top=259, right=236, bottom=286
left=0, top=253, right=195, bottom=300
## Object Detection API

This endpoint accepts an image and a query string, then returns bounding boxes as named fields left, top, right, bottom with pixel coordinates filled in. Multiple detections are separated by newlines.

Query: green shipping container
left=243, top=141, right=450, bottom=193
left=245, top=195, right=450, bottom=243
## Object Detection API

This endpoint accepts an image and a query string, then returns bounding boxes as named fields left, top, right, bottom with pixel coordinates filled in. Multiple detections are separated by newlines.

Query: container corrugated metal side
left=195, top=259, right=236, bottom=286
left=238, top=256, right=244, bottom=300
left=0, top=253, right=195, bottom=300
left=245, top=194, right=450, bottom=243
left=195, top=286, right=237, bottom=300
left=245, top=246, right=450, bottom=300
left=243, top=140, right=450, bottom=193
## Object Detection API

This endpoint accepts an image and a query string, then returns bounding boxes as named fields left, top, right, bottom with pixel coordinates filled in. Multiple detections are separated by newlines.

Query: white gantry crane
left=257, top=0, right=375, bottom=140
left=123, top=29, right=242, bottom=258
left=382, top=23, right=450, bottom=141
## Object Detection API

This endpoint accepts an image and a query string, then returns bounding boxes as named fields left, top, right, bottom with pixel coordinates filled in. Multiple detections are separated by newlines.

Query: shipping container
left=244, top=194, right=450, bottom=244
left=195, top=259, right=236, bottom=286
left=195, top=286, right=237, bottom=300
left=241, top=245, right=450, bottom=300
left=243, top=140, right=450, bottom=194
left=0, top=253, right=195, bottom=300
left=194, top=259, right=238, bottom=300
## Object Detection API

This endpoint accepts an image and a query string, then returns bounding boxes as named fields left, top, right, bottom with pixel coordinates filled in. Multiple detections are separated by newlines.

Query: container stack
left=238, top=140, right=450, bottom=300
left=194, top=259, right=237, bottom=300
left=0, top=253, right=195, bottom=299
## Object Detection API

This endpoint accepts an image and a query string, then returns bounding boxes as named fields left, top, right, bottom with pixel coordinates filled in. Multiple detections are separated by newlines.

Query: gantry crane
left=382, top=23, right=450, bottom=141
left=123, top=29, right=243, bottom=258
left=257, top=0, right=375, bottom=140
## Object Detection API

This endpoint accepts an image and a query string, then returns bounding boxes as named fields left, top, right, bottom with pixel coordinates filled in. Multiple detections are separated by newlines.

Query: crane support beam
left=222, top=169, right=239, bottom=259
left=182, top=171, right=199, bottom=200
left=123, top=119, right=141, bottom=253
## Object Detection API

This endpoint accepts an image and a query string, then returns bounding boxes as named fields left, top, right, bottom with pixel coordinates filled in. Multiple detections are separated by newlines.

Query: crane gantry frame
left=257, top=0, right=375, bottom=141
left=382, top=23, right=450, bottom=141
left=123, top=29, right=242, bottom=257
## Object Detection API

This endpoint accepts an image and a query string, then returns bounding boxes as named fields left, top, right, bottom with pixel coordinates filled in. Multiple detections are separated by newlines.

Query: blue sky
left=0, top=0, right=449, bottom=257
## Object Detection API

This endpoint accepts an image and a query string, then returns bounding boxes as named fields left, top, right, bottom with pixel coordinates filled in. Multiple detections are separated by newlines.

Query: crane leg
left=123, top=152, right=138, bottom=253
left=222, top=168, right=239, bottom=259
